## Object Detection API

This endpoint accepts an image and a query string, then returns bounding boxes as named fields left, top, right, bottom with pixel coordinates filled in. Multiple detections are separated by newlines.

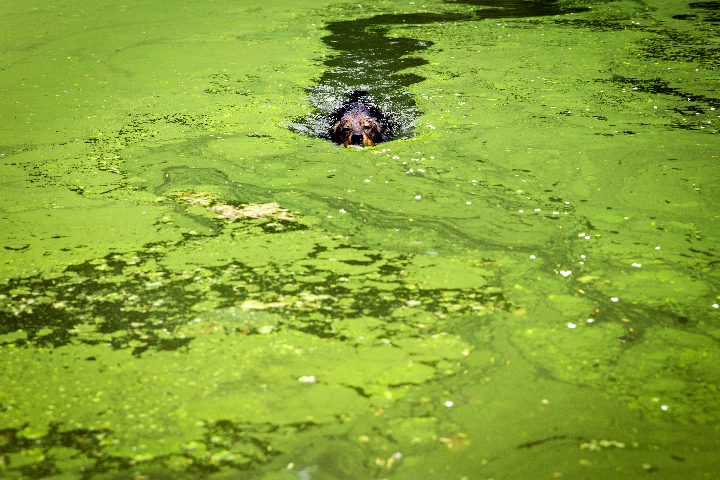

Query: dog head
left=329, top=106, right=384, bottom=146
left=327, top=91, right=389, bottom=147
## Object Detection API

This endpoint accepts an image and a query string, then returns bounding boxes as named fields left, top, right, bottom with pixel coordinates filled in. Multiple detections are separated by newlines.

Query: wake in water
left=289, top=4, right=590, bottom=144
left=288, top=14, right=435, bottom=144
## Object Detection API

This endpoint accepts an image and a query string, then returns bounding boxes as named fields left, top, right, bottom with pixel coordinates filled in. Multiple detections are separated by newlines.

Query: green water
left=1, top=0, right=719, bottom=478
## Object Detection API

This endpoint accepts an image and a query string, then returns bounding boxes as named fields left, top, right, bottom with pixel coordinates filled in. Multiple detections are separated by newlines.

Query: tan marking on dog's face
left=332, top=112, right=382, bottom=147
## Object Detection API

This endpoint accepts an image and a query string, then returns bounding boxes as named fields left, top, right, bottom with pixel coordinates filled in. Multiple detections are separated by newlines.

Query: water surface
left=1, top=0, right=719, bottom=478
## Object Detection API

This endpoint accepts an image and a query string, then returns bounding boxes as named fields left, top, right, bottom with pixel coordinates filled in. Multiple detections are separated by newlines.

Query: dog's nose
left=350, top=133, right=364, bottom=145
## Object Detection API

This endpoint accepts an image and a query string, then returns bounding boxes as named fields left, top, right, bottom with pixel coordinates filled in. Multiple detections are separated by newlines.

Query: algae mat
left=1, top=0, right=719, bottom=479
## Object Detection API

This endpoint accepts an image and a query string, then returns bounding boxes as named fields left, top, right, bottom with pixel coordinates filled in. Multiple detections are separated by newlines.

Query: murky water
left=1, top=0, right=719, bottom=478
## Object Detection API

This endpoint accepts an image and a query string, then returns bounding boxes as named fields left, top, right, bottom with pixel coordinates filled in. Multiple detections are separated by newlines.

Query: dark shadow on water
left=289, top=1, right=589, bottom=144
left=447, top=0, right=590, bottom=17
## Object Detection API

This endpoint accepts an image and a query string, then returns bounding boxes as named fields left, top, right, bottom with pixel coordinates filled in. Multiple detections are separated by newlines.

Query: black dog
left=327, top=91, right=390, bottom=147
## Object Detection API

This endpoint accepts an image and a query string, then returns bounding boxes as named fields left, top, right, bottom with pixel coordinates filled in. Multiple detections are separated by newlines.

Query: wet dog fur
left=327, top=91, right=390, bottom=147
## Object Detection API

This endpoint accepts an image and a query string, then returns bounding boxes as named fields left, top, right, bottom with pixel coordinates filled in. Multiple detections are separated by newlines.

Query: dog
left=327, top=91, right=390, bottom=147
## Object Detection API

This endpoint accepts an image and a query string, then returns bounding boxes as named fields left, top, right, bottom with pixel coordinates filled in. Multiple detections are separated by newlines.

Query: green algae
left=2, top=0, right=720, bottom=478
left=0, top=322, right=466, bottom=457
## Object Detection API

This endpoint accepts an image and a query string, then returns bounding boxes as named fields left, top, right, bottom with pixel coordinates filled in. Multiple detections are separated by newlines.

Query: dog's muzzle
left=350, top=133, right=364, bottom=145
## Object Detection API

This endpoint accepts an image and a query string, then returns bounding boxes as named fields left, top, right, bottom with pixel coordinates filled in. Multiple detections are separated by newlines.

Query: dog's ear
left=361, top=106, right=388, bottom=140
left=365, top=119, right=384, bottom=143
left=328, top=119, right=350, bottom=144
left=328, top=122, right=340, bottom=142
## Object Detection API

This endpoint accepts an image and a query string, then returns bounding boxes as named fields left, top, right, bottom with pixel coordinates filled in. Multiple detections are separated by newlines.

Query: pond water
left=1, top=0, right=719, bottom=478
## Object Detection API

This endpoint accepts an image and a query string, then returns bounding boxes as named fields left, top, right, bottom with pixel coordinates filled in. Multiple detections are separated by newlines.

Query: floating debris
left=165, top=191, right=297, bottom=222
left=580, top=439, right=626, bottom=451
left=211, top=202, right=296, bottom=221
